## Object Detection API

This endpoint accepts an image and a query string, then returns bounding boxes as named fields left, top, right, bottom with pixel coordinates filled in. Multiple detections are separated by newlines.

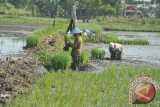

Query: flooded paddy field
left=0, top=23, right=40, bottom=60
left=84, top=31, right=160, bottom=71
left=0, top=23, right=47, bottom=103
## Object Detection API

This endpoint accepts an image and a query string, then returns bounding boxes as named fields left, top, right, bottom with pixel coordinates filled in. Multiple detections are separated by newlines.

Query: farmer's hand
left=68, top=42, right=73, bottom=47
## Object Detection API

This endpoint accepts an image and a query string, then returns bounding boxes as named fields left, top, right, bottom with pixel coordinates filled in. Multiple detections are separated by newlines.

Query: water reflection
left=0, top=36, right=26, bottom=59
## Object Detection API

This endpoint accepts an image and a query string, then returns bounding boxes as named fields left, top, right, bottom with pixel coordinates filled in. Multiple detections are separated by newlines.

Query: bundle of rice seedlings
left=80, top=50, right=91, bottom=65
left=91, top=48, right=105, bottom=60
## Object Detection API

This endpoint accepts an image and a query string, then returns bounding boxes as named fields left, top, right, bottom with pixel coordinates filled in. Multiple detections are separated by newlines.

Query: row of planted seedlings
left=102, top=33, right=149, bottom=45
left=7, top=64, right=160, bottom=107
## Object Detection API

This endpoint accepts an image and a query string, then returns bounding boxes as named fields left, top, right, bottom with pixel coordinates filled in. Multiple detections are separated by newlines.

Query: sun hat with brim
left=71, top=27, right=83, bottom=34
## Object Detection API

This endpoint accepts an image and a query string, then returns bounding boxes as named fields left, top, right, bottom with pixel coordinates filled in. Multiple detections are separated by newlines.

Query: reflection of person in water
left=68, top=27, right=83, bottom=70
left=109, top=42, right=123, bottom=60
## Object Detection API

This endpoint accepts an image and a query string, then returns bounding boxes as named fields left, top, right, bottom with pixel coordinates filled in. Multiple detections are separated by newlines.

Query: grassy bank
left=6, top=65, right=160, bottom=107
left=0, top=15, right=68, bottom=25
left=97, top=17, right=160, bottom=32
left=0, top=16, right=160, bottom=32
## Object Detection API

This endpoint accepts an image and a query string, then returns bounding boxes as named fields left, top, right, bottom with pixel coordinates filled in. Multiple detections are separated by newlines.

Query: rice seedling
left=103, top=34, right=149, bottom=45
left=91, top=48, right=105, bottom=59
left=6, top=64, right=160, bottom=107
left=79, top=50, right=91, bottom=65
left=39, top=51, right=72, bottom=71
left=50, top=52, right=72, bottom=71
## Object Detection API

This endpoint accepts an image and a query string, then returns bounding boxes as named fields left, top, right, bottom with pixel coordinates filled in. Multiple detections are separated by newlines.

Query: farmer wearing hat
left=68, top=27, right=83, bottom=70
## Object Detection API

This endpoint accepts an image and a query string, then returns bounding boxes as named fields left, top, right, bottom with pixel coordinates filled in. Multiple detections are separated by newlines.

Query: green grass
left=26, top=24, right=67, bottom=48
left=0, top=15, right=160, bottom=32
left=103, top=34, right=149, bottom=45
left=91, top=48, right=105, bottom=59
left=0, top=15, right=68, bottom=25
left=6, top=65, right=160, bottom=107
left=97, top=17, right=160, bottom=32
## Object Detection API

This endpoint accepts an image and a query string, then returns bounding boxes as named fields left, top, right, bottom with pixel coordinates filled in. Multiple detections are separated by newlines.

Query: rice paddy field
left=5, top=65, right=160, bottom=107
left=0, top=16, right=160, bottom=107
left=97, top=17, right=160, bottom=32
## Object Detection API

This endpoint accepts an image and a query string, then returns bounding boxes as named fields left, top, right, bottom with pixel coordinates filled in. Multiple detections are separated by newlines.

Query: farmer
left=109, top=42, right=123, bottom=60
left=68, top=27, right=83, bottom=70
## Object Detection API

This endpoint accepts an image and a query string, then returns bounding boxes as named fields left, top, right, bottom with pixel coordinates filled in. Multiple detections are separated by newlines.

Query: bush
left=91, top=48, right=105, bottom=60
left=80, top=50, right=91, bottom=65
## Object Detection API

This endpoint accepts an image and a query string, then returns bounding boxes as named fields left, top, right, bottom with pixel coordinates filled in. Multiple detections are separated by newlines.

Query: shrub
left=80, top=50, right=91, bottom=65
left=91, top=48, right=105, bottom=60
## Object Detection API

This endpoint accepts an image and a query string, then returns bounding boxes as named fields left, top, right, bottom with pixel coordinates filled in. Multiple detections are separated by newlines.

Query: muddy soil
left=0, top=58, right=47, bottom=103
left=83, top=31, right=160, bottom=71
left=0, top=23, right=48, bottom=103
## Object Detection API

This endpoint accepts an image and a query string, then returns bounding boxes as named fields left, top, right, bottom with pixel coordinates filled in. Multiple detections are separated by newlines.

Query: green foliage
left=51, top=52, right=72, bottom=71
left=7, top=65, right=160, bottom=107
left=0, top=3, right=31, bottom=16
left=80, top=50, right=91, bottom=65
left=39, top=51, right=71, bottom=71
left=98, top=17, right=160, bottom=32
left=103, top=34, right=149, bottom=45
left=26, top=24, right=67, bottom=48
left=91, top=48, right=105, bottom=59
left=99, top=5, right=116, bottom=16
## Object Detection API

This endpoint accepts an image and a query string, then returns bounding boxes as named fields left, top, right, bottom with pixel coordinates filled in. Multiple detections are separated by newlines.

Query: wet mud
left=83, top=31, right=160, bottom=71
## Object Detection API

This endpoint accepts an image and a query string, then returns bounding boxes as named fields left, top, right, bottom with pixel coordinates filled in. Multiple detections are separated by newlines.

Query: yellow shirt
left=72, top=36, right=83, bottom=56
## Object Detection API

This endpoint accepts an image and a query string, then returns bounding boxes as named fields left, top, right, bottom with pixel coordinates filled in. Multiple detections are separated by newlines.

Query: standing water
left=0, top=24, right=38, bottom=60
left=84, top=31, right=160, bottom=69
left=0, top=36, right=26, bottom=60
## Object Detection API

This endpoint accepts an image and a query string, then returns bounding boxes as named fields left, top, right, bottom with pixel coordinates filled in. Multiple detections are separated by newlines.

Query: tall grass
left=91, top=48, right=105, bottom=59
left=6, top=64, right=160, bottom=107
left=103, top=34, right=149, bottom=45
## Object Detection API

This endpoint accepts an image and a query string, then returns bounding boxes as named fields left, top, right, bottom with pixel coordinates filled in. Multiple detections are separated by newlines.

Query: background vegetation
left=0, top=0, right=160, bottom=18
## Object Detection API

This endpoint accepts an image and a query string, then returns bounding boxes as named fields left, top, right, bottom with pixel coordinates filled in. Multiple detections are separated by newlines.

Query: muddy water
left=84, top=31, right=160, bottom=71
left=0, top=24, right=38, bottom=60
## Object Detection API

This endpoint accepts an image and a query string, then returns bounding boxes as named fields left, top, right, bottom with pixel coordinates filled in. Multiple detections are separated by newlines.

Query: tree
left=99, top=5, right=116, bottom=20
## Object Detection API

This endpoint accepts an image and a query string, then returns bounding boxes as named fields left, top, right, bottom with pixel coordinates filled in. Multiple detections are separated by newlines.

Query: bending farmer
left=68, top=27, right=83, bottom=70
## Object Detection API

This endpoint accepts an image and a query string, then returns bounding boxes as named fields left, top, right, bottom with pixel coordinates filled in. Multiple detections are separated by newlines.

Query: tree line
left=0, top=0, right=160, bottom=18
